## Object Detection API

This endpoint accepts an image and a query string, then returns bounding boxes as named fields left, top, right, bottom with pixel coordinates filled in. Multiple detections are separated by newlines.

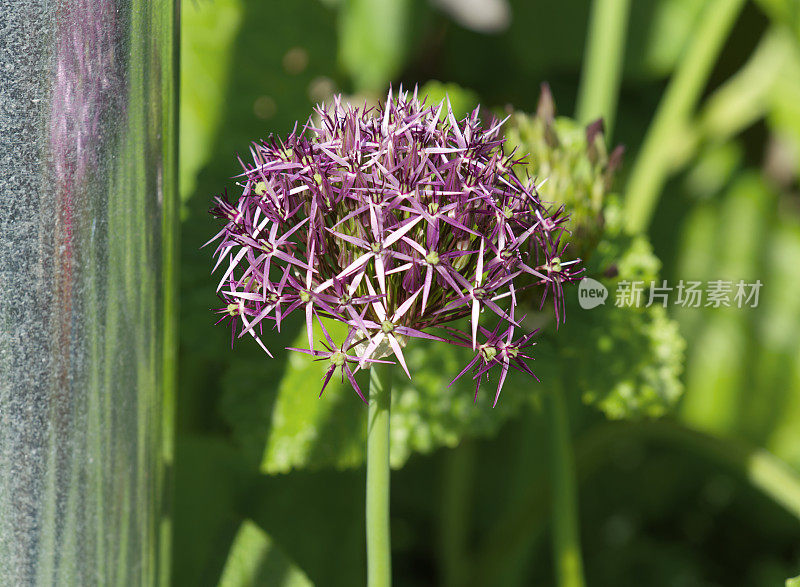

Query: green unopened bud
left=504, top=85, right=623, bottom=260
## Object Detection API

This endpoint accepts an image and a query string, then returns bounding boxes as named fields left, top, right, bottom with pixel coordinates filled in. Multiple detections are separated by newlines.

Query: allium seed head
left=207, top=87, right=582, bottom=405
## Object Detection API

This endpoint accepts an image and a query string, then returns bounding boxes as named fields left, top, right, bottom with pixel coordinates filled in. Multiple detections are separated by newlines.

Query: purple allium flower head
left=207, top=87, right=582, bottom=405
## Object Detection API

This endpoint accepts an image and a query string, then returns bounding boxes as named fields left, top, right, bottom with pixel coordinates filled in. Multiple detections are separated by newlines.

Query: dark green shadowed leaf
left=172, top=436, right=252, bottom=586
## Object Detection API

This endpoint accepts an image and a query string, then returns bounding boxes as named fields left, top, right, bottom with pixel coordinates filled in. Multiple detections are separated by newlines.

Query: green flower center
left=244, top=275, right=262, bottom=292
left=330, top=351, right=346, bottom=367
left=381, top=320, right=395, bottom=334
left=480, top=345, right=497, bottom=361
left=425, top=251, right=440, bottom=265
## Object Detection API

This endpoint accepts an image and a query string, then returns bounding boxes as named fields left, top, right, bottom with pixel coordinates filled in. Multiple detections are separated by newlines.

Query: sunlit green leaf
left=218, top=520, right=312, bottom=587
left=419, top=80, right=479, bottom=118
left=338, top=0, right=412, bottom=92
left=180, top=0, right=244, bottom=202
left=221, top=319, right=534, bottom=474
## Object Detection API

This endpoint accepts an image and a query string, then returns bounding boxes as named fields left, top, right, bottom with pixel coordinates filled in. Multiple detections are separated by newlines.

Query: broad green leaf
left=675, top=172, right=800, bottom=468
left=755, top=0, right=800, bottom=39
left=172, top=436, right=253, bottom=586
left=218, top=520, right=312, bottom=587
left=174, top=437, right=367, bottom=587
left=679, top=174, right=774, bottom=434
left=220, top=318, right=534, bottom=474
left=548, top=196, right=685, bottom=418
left=244, top=468, right=367, bottom=586
left=338, top=0, right=412, bottom=92
left=177, top=0, right=340, bottom=438
left=419, top=80, right=479, bottom=118
left=180, top=0, right=244, bottom=202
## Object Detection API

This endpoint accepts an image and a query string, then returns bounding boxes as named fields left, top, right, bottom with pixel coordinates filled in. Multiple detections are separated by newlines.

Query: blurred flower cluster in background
left=175, top=0, right=800, bottom=585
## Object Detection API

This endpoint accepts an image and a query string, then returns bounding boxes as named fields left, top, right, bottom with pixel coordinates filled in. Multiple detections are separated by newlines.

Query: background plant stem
left=367, top=363, right=393, bottom=587
left=548, top=385, right=585, bottom=587
left=575, top=0, right=631, bottom=137
left=623, top=0, right=746, bottom=234
left=472, top=419, right=800, bottom=585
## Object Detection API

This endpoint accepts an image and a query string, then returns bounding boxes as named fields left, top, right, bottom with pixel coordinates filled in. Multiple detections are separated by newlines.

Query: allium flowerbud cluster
left=505, top=84, right=624, bottom=259
left=208, top=88, right=582, bottom=404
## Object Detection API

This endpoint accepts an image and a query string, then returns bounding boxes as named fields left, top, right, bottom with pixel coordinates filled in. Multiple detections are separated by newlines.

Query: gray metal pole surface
left=0, top=1, right=178, bottom=584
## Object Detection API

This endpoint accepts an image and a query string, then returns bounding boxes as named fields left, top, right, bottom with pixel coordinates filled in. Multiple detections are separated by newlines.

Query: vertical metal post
left=0, top=0, right=178, bottom=583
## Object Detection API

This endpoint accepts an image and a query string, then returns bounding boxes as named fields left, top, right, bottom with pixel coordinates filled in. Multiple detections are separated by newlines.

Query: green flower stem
left=548, top=385, right=586, bottom=587
left=623, top=0, right=745, bottom=234
left=668, top=27, right=793, bottom=171
left=575, top=0, right=631, bottom=137
left=367, top=362, right=393, bottom=587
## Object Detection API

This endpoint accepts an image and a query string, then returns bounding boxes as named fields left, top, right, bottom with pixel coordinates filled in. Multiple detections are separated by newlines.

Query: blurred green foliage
left=218, top=520, right=312, bottom=587
left=175, top=0, right=800, bottom=585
